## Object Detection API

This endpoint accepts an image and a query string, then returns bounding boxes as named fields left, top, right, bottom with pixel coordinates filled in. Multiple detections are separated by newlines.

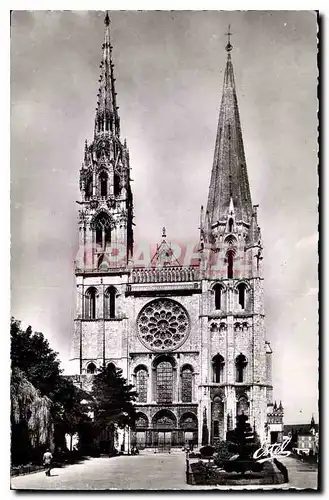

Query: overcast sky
left=11, top=10, right=318, bottom=424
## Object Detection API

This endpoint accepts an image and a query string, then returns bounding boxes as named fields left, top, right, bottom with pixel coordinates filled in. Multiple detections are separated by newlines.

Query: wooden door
left=164, top=431, right=171, bottom=451
left=136, top=431, right=146, bottom=450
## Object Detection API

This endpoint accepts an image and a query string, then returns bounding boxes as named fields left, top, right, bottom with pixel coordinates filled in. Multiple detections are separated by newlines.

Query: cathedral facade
left=71, top=13, right=283, bottom=450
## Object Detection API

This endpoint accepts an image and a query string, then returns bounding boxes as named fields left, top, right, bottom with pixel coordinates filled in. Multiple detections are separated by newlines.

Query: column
left=92, top=170, right=96, bottom=197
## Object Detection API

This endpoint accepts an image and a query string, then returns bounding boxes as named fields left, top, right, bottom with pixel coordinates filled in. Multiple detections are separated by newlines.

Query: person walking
left=43, top=449, right=53, bottom=476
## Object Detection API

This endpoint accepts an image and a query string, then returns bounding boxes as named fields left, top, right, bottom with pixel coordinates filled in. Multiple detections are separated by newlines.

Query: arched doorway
left=211, top=395, right=225, bottom=444
left=152, top=410, right=177, bottom=452
left=134, top=413, right=149, bottom=450
left=180, top=412, right=198, bottom=449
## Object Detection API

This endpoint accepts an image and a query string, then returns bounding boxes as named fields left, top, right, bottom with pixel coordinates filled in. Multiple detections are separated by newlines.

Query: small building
left=266, top=401, right=284, bottom=443
left=284, top=416, right=318, bottom=455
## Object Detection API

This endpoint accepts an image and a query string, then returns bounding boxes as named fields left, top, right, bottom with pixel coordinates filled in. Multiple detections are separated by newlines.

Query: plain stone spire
left=206, top=36, right=253, bottom=226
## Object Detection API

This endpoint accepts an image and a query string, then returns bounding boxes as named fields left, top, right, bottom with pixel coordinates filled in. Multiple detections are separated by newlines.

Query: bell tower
left=71, top=13, right=134, bottom=378
left=77, top=12, right=133, bottom=273
left=199, top=28, right=273, bottom=445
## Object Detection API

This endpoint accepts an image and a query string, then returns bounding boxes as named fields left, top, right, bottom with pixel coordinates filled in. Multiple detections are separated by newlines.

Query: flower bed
left=188, top=459, right=288, bottom=486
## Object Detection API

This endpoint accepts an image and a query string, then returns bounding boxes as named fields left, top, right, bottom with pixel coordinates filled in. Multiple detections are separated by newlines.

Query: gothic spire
left=206, top=31, right=253, bottom=226
left=94, top=11, right=120, bottom=138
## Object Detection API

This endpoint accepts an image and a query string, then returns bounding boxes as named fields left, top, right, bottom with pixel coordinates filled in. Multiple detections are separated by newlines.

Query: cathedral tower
left=71, top=13, right=134, bottom=377
left=199, top=31, right=273, bottom=445
left=77, top=12, right=133, bottom=273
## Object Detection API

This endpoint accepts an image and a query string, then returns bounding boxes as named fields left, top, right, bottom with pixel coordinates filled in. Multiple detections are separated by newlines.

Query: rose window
left=137, top=299, right=190, bottom=351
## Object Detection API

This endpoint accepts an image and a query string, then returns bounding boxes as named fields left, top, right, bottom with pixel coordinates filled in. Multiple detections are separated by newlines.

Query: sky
left=11, top=10, right=318, bottom=424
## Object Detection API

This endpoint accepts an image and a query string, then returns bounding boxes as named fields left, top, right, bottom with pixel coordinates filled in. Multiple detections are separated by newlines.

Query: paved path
left=11, top=452, right=318, bottom=491
left=11, top=452, right=189, bottom=490
left=280, top=456, right=318, bottom=490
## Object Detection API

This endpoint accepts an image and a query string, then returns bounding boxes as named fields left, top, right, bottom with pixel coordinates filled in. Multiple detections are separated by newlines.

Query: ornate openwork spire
left=94, top=11, right=120, bottom=139
left=206, top=30, right=253, bottom=226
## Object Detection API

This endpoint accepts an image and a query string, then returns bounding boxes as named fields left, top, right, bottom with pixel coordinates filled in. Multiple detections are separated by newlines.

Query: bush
left=212, top=414, right=263, bottom=474
left=213, top=441, right=236, bottom=467
left=222, top=459, right=264, bottom=474
left=200, top=445, right=215, bottom=458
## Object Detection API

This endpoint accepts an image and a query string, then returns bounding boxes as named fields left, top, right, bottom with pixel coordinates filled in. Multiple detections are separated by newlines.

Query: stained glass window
left=85, top=177, right=92, bottom=200
left=213, top=284, right=223, bottom=310
left=86, top=362, right=96, bottom=374
left=212, top=354, right=225, bottom=383
left=235, top=354, right=247, bottom=382
left=227, top=250, right=234, bottom=278
left=85, top=287, right=97, bottom=319
left=95, top=213, right=112, bottom=250
left=136, top=368, right=148, bottom=403
left=181, top=367, right=193, bottom=402
left=137, top=299, right=189, bottom=352
left=99, top=171, right=108, bottom=197
left=104, top=287, right=116, bottom=319
left=156, top=361, right=173, bottom=404
left=237, top=283, right=247, bottom=309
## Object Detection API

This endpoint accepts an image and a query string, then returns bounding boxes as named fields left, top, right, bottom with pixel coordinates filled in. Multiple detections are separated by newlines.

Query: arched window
left=228, top=218, right=234, bottom=233
left=99, top=171, right=108, bottom=197
left=237, top=283, right=247, bottom=310
left=114, top=173, right=120, bottom=197
left=85, top=177, right=92, bottom=200
left=94, top=213, right=112, bottom=251
left=181, top=366, right=193, bottom=403
left=213, top=284, right=223, bottom=310
left=86, top=362, right=96, bottom=374
left=227, top=250, right=234, bottom=279
left=104, top=287, right=116, bottom=319
left=235, top=354, right=247, bottom=383
left=85, top=287, right=97, bottom=319
left=237, top=396, right=249, bottom=417
left=212, top=354, right=225, bottom=383
left=156, top=360, right=173, bottom=404
left=135, top=367, right=148, bottom=403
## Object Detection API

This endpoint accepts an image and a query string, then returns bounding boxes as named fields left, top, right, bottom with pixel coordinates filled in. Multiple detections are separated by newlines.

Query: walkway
left=279, top=456, right=318, bottom=490
left=11, top=452, right=318, bottom=491
left=11, top=452, right=188, bottom=490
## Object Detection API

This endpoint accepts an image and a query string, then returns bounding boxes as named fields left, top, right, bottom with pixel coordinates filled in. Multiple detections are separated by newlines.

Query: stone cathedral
left=71, top=14, right=284, bottom=450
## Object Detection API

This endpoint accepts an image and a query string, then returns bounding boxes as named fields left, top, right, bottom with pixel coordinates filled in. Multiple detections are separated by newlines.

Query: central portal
left=153, top=409, right=176, bottom=452
left=158, top=431, right=172, bottom=452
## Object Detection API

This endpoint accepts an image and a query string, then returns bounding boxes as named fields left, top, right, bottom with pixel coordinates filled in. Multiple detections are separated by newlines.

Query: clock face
left=136, top=298, right=190, bottom=352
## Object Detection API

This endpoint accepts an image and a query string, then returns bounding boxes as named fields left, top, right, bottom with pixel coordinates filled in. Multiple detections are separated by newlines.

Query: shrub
left=213, top=441, right=236, bottom=467
left=200, top=445, right=215, bottom=458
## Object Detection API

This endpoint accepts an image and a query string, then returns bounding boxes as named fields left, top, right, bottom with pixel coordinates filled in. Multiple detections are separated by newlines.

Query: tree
left=215, top=413, right=262, bottom=474
left=11, top=367, right=53, bottom=464
left=11, top=318, right=61, bottom=398
left=52, top=376, right=92, bottom=452
left=91, top=364, right=137, bottom=453
left=201, top=408, right=209, bottom=446
left=226, top=413, right=259, bottom=459
left=10, top=318, right=90, bottom=462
